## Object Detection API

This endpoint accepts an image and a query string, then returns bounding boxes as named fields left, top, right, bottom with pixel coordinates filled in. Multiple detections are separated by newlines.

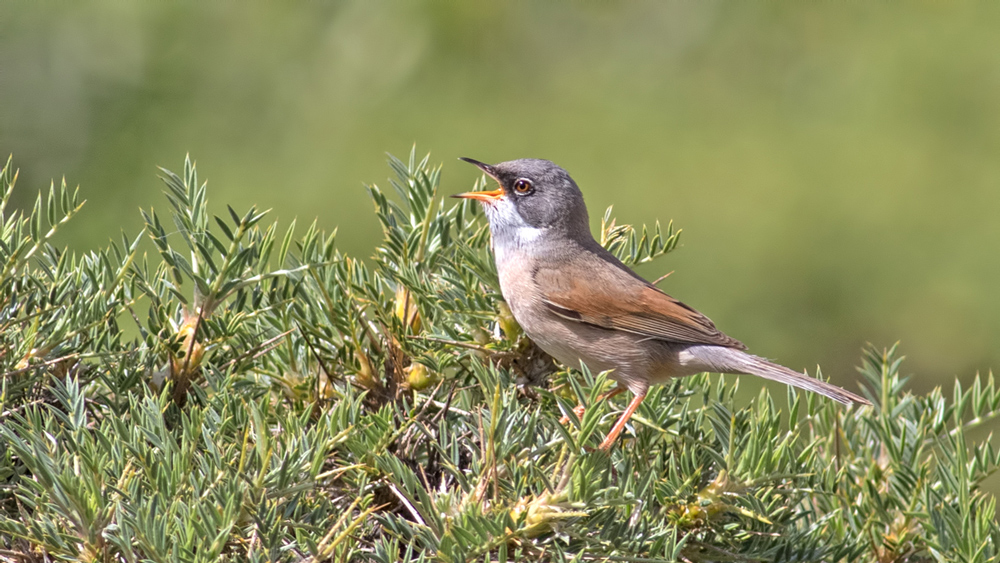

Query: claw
left=558, top=404, right=587, bottom=425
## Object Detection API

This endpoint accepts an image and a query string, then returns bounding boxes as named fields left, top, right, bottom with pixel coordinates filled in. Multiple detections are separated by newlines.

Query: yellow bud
left=318, top=370, right=336, bottom=400
left=508, top=492, right=586, bottom=539
left=497, top=302, right=522, bottom=340
left=551, top=382, right=577, bottom=401
left=670, top=470, right=734, bottom=526
left=354, top=351, right=379, bottom=390
left=394, top=287, right=422, bottom=332
left=404, top=363, right=439, bottom=391
left=170, top=310, right=205, bottom=379
left=471, top=327, right=491, bottom=346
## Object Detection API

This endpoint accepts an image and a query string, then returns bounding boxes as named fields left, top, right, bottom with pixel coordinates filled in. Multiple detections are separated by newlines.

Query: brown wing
left=534, top=254, right=747, bottom=350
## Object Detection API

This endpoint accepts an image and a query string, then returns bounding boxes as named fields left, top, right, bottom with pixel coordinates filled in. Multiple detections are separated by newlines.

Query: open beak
left=452, top=188, right=504, bottom=202
left=453, top=157, right=505, bottom=202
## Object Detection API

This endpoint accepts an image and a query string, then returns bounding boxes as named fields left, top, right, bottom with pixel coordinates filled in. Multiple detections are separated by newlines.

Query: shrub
left=0, top=150, right=997, bottom=562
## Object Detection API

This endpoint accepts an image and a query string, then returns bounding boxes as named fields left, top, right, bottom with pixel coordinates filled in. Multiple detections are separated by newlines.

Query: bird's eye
left=513, top=179, right=533, bottom=195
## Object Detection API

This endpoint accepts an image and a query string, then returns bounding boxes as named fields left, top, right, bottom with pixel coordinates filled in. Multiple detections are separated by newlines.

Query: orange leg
left=560, top=386, right=627, bottom=424
left=599, top=391, right=647, bottom=451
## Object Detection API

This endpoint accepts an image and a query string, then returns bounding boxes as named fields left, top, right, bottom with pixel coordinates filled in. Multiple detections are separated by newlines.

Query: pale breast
left=496, top=248, right=585, bottom=366
left=499, top=268, right=643, bottom=388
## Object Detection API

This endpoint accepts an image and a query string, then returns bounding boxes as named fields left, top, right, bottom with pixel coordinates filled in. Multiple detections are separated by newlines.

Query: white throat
left=484, top=198, right=545, bottom=266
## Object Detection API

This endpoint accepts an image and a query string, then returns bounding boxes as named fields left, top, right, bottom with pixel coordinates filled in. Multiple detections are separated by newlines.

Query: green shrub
left=0, top=150, right=997, bottom=562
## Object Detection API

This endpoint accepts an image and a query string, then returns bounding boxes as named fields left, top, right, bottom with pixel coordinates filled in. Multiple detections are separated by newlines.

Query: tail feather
left=687, top=346, right=871, bottom=406
left=741, top=355, right=870, bottom=406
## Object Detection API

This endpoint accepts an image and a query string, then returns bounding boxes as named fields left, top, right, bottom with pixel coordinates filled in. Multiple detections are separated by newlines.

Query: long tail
left=687, top=346, right=871, bottom=406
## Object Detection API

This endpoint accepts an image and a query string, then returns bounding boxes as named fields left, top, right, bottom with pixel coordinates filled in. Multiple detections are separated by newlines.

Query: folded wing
left=535, top=254, right=747, bottom=350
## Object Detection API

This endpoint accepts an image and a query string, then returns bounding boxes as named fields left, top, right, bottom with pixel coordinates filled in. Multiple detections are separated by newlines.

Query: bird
left=453, top=157, right=871, bottom=451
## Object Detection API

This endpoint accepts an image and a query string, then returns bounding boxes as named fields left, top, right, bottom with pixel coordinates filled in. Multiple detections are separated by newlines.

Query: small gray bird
left=454, top=157, right=870, bottom=451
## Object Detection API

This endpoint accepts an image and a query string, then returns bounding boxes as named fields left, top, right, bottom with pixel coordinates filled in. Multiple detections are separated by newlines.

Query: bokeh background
left=4, top=2, right=1000, bottom=394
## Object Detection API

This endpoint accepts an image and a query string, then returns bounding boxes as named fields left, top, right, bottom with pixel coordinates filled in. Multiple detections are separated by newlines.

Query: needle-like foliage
left=0, top=150, right=997, bottom=562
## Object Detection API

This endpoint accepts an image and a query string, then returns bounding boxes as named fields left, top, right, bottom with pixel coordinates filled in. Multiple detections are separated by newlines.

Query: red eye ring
left=513, top=179, right=533, bottom=194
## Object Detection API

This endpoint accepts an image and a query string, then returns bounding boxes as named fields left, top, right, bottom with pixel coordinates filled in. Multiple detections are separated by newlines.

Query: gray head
left=453, top=158, right=591, bottom=251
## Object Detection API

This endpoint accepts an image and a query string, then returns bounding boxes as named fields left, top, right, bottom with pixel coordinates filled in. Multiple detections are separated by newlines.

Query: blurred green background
left=4, top=2, right=1000, bottom=393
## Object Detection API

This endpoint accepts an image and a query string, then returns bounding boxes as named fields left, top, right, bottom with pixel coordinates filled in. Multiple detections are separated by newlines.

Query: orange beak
left=454, top=157, right=505, bottom=202
left=452, top=188, right=504, bottom=202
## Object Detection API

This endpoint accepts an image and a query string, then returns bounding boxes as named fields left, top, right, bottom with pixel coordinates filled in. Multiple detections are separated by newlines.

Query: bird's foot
left=558, top=404, right=587, bottom=425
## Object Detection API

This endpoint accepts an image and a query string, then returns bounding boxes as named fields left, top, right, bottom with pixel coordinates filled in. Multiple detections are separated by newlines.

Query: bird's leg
left=559, top=386, right=626, bottom=423
left=598, top=391, right=646, bottom=451
left=601, top=386, right=626, bottom=402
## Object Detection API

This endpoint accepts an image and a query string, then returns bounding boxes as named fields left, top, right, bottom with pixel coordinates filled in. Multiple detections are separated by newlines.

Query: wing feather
left=535, top=256, right=747, bottom=350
